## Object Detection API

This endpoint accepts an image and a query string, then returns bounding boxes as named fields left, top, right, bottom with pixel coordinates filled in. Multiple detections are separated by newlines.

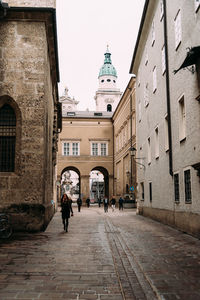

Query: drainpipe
left=163, top=0, right=173, bottom=176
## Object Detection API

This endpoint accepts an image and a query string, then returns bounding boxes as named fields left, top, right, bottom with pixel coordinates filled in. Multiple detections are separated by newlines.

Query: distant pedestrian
left=119, top=197, right=124, bottom=211
left=77, top=197, right=82, bottom=212
left=61, top=194, right=73, bottom=232
left=110, top=196, right=116, bottom=212
left=98, top=197, right=101, bottom=207
left=103, top=197, right=109, bottom=213
left=86, top=198, right=90, bottom=208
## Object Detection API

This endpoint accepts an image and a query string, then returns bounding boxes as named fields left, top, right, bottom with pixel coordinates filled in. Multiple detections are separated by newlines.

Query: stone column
left=80, top=175, right=90, bottom=204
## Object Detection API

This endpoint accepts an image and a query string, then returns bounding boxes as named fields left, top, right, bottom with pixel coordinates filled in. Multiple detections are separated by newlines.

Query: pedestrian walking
left=103, top=197, right=109, bottom=213
left=110, top=196, right=116, bottom=212
left=98, top=197, right=101, bottom=207
left=61, top=193, right=73, bottom=232
left=119, top=196, right=124, bottom=211
left=77, top=197, right=82, bottom=212
left=86, top=197, right=90, bottom=208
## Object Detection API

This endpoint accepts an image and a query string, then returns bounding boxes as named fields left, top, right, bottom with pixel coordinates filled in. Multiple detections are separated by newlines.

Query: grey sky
left=57, top=0, right=145, bottom=110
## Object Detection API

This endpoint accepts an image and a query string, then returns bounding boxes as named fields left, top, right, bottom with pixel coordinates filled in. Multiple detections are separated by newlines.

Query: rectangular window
left=63, top=142, right=79, bottom=156
left=152, top=20, right=155, bottom=46
left=101, top=143, right=107, bottom=156
left=144, top=83, right=149, bottom=107
left=195, top=0, right=200, bottom=12
left=160, top=0, right=164, bottom=20
left=155, top=127, right=159, bottom=159
left=153, top=66, right=157, bottom=93
left=141, top=182, right=144, bottom=200
left=91, top=142, right=108, bottom=156
left=162, top=45, right=166, bottom=74
left=184, top=169, right=192, bottom=203
left=149, top=182, right=152, bottom=202
left=92, top=143, right=98, bottom=156
left=147, top=137, right=151, bottom=164
left=72, top=142, right=79, bottom=156
left=63, top=142, right=70, bottom=156
left=145, top=51, right=148, bottom=65
left=179, top=96, right=186, bottom=141
left=165, top=115, right=169, bottom=151
left=174, top=10, right=181, bottom=49
left=174, top=173, right=179, bottom=202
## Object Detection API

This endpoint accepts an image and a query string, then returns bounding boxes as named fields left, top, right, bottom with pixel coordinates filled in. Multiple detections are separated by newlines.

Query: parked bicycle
left=0, top=213, right=12, bottom=239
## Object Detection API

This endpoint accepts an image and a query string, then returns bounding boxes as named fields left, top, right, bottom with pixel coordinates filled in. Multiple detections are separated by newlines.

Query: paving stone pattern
left=0, top=207, right=200, bottom=300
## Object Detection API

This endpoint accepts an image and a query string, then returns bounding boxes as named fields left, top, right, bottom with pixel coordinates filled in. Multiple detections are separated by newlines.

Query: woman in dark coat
left=61, top=194, right=73, bottom=232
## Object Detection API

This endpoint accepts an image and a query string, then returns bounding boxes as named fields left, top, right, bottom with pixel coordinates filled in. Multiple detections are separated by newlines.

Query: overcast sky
left=56, top=0, right=145, bottom=110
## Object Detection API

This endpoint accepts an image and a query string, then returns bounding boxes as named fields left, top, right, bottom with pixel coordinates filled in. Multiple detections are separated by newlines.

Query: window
left=107, top=79, right=111, bottom=82
left=72, top=142, right=79, bottom=156
left=174, top=10, right=181, bottom=49
left=149, top=182, right=152, bottom=202
left=184, top=169, right=192, bottom=203
left=0, top=105, right=16, bottom=172
left=152, top=20, right=155, bottom=46
left=145, top=51, right=148, bottom=65
left=144, top=83, right=149, bottom=107
left=101, top=143, right=107, bottom=156
left=91, top=142, right=108, bottom=156
left=179, top=96, right=186, bottom=141
left=63, top=141, right=80, bottom=156
left=195, top=0, right=200, bottom=12
left=162, top=45, right=166, bottom=74
left=174, top=173, right=179, bottom=202
left=165, top=115, right=169, bottom=151
left=147, top=137, right=151, bottom=164
left=107, top=104, right=112, bottom=112
left=141, top=182, right=144, bottom=200
left=101, top=80, right=104, bottom=83
left=153, top=66, right=157, bottom=93
left=155, top=127, right=159, bottom=159
left=160, top=0, right=164, bottom=20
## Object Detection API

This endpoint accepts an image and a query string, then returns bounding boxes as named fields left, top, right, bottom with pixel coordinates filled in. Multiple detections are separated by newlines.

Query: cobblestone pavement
left=0, top=206, right=200, bottom=300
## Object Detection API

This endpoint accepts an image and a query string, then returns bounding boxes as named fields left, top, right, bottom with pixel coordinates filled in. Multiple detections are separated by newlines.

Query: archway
left=61, top=166, right=81, bottom=203
left=90, top=166, right=109, bottom=203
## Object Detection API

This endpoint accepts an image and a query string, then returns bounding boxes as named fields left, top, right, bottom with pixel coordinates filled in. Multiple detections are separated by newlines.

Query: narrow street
left=0, top=206, right=200, bottom=300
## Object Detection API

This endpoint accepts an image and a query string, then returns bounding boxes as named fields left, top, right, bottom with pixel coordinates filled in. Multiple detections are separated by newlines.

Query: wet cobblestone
left=0, top=207, right=200, bottom=299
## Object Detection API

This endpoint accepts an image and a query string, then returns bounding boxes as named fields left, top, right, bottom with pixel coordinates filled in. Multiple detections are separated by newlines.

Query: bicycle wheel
left=0, top=226, right=12, bottom=239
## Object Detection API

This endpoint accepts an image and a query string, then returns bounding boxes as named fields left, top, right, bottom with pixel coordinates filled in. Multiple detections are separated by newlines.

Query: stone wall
left=0, top=15, right=56, bottom=231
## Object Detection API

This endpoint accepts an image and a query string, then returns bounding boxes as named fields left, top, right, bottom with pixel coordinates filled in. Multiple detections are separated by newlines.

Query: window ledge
left=180, top=136, right=186, bottom=143
left=185, top=201, right=192, bottom=204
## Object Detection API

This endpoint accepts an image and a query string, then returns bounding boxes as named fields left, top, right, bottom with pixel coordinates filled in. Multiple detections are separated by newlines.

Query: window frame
left=184, top=169, right=192, bottom=203
left=178, top=95, right=186, bottom=142
left=174, top=9, right=182, bottom=50
left=195, top=0, right=200, bottom=12
left=62, top=141, right=80, bottom=156
left=174, top=173, right=180, bottom=203
left=155, top=127, right=159, bottom=159
left=152, top=66, right=157, bottom=93
left=91, top=141, right=108, bottom=156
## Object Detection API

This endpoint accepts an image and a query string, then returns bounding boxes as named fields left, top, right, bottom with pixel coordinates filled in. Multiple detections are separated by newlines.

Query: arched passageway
left=90, top=166, right=109, bottom=202
left=60, top=166, right=81, bottom=203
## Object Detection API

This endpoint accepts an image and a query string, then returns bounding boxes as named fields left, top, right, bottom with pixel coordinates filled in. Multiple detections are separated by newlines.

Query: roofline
left=6, top=6, right=60, bottom=82
left=129, top=0, right=150, bottom=74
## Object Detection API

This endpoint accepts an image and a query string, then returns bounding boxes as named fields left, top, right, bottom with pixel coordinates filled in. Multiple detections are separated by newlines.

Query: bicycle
left=0, top=213, right=12, bottom=239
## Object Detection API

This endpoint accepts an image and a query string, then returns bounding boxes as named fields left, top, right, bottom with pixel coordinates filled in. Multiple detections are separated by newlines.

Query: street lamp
left=130, top=146, right=137, bottom=157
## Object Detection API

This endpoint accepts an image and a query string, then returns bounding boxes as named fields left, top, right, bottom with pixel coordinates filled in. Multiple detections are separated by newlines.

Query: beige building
left=57, top=111, right=114, bottom=203
left=130, top=0, right=200, bottom=237
left=113, top=77, right=137, bottom=202
left=0, top=0, right=61, bottom=231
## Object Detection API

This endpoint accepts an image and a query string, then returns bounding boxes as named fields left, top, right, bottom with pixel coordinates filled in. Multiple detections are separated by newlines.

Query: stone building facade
left=130, top=0, right=200, bottom=237
left=112, top=77, right=137, bottom=202
left=57, top=111, right=114, bottom=203
left=0, top=0, right=61, bottom=231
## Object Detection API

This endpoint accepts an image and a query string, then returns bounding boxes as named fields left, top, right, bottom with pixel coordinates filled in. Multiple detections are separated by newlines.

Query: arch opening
left=89, top=166, right=109, bottom=203
left=61, top=166, right=80, bottom=203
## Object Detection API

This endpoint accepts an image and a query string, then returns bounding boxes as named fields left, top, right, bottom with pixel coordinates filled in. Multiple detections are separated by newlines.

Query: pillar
left=80, top=175, right=90, bottom=204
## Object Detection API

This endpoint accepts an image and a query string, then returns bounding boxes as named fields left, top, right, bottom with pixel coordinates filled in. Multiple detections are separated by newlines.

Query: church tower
left=94, top=46, right=122, bottom=112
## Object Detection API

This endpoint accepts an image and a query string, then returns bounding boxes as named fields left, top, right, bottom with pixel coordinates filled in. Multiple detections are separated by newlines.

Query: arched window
left=0, top=105, right=16, bottom=172
left=107, top=104, right=112, bottom=112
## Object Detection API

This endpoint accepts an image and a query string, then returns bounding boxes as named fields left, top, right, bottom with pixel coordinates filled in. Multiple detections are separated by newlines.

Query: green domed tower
left=95, top=46, right=122, bottom=112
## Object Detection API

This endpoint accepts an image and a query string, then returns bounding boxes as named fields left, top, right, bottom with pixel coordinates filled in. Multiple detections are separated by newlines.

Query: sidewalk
left=0, top=206, right=200, bottom=299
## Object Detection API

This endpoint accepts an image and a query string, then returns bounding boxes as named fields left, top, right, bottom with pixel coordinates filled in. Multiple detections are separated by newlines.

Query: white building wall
left=135, top=0, right=200, bottom=227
